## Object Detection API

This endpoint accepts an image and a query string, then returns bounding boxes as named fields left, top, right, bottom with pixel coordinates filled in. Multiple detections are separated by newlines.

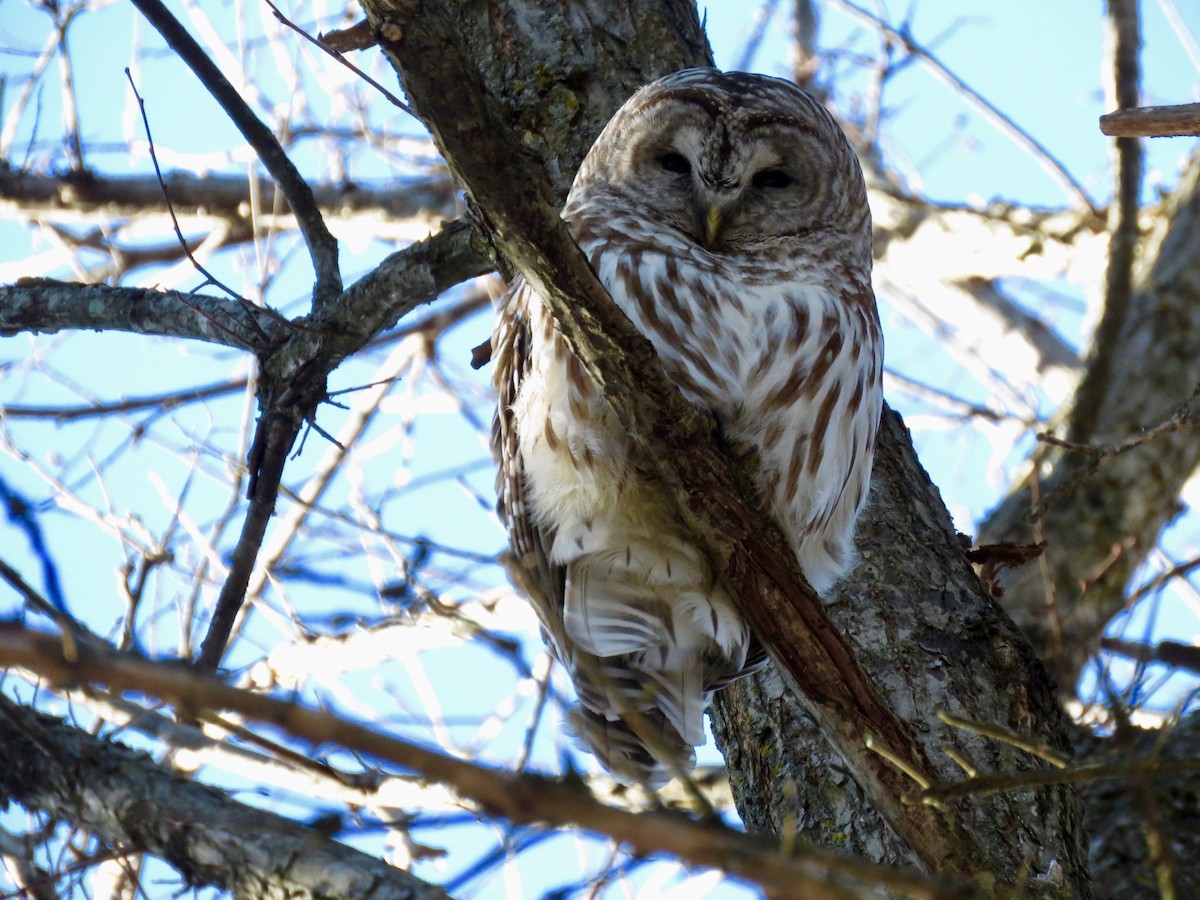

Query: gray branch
left=0, top=694, right=450, bottom=900
left=0, top=281, right=286, bottom=353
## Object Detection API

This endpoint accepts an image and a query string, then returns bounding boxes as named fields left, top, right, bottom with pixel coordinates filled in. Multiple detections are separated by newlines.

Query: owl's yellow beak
left=704, top=205, right=723, bottom=247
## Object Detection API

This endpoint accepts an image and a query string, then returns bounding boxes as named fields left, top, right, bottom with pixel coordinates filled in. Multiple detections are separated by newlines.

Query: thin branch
left=129, top=0, right=342, bottom=303
left=124, top=68, right=242, bottom=301
left=1039, top=385, right=1198, bottom=458
left=0, top=625, right=973, bottom=900
left=0, top=379, right=247, bottom=421
left=923, top=755, right=1200, bottom=802
left=1100, top=102, right=1200, bottom=137
left=937, top=711, right=1071, bottom=769
left=261, top=0, right=412, bottom=114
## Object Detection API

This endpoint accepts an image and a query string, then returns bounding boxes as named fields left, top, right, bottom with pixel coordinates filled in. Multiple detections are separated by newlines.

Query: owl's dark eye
left=752, top=169, right=793, bottom=189
left=657, top=152, right=691, bottom=175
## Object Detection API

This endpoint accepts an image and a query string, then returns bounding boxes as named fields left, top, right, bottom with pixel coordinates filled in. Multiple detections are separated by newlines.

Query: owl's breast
left=580, top=227, right=846, bottom=417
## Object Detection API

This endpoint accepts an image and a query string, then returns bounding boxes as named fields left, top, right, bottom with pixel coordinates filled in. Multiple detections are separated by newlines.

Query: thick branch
left=0, top=691, right=448, bottom=900
left=1100, top=102, right=1200, bottom=137
left=1071, top=0, right=1142, bottom=445
left=0, top=281, right=285, bottom=352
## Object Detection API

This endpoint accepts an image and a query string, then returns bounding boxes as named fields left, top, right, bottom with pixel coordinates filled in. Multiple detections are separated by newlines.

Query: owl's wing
left=491, top=280, right=700, bottom=786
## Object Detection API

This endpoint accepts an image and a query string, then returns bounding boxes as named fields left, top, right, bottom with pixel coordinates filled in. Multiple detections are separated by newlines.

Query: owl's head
left=568, top=68, right=870, bottom=265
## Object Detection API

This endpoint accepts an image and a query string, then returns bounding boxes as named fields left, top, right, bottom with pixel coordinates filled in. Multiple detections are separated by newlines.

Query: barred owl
left=492, top=68, right=883, bottom=785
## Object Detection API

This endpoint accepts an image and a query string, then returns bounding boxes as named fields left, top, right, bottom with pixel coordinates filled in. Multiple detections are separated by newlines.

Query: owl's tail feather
left=567, top=704, right=694, bottom=788
left=635, top=660, right=708, bottom=746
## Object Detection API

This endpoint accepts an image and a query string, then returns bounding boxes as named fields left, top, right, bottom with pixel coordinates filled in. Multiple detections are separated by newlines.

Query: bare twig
left=733, top=0, right=781, bottom=72
left=124, top=69, right=243, bottom=301
left=1038, top=387, right=1199, bottom=458
left=1100, top=102, right=1200, bottom=137
left=1, top=379, right=247, bottom=421
left=50, top=4, right=84, bottom=172
left=923, top=754, right=1200, bottom=803
left=937, top=711, right=1072, bottom=769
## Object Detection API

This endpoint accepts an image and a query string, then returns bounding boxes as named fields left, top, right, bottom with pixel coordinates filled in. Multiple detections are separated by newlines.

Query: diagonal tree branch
left=363, top=0, right=1087, bottom=890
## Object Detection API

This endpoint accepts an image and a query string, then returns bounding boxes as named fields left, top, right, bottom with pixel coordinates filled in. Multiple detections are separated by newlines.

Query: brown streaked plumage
left=492, top=68, right=883, bottom=785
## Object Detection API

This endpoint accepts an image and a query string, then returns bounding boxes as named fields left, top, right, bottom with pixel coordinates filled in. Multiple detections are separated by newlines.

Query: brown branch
left=368, top=0, right=1019, bottom=882
left=1, top=379, right=247, bottom=421
left=196, top=410, right=301, bottom=670
left=1100, top=636, right=1200, bottom=674
left=924, top=755, right=1200, bottom=803
left=3, top=222, right=492, bottom=671
left=129, top=0, right=342, bottom=303
left=320, top=19, right=376, bottom=53
left=192, top=218, right=491, bottom=670
left=124, top=68, right=242, bottom=301
left=0, top=690, right=449, bottom=900
left=1100, top=103, right=1200, bottom=137
left=0, top=625, right=972, bottom=900
left=262, top=0, right=411, bottom=113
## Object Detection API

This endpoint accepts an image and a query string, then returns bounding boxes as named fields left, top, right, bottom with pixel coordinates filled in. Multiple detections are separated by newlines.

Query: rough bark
left=0, top=693, right=448, bottom=900
left=714, top=410, right=1088, bottom=890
